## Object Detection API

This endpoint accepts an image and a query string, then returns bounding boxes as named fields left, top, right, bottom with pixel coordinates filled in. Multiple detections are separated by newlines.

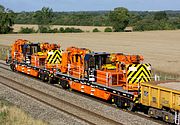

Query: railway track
left=0, top=61, right=164, bottom=124
left=0, top=68, right=122, bottom=125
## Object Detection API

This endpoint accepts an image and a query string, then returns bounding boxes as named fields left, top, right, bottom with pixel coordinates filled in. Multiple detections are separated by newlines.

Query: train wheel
left=44, top=76, right=48, bottom=82
left=60, top=80, right=70, bottom=90
left=42, top=73, right=49, bottom=82
left=114, top=97, right=123, bottom=108
left=38, top=72, right=43, bottom=80
left=48, top=74, right=55, bottom=84
left=127, top=102, right=136, bottom=112
left=45, top=73, right=49, bottom=82
left=10, top=64, right=16, bottom=71
left=48, top=77, right=54, bottom=84
left=162, top=112, right=174, bottom=123
left=57, top=79, right=61, bottom=85
left=148, top=108, right=157, bottom=118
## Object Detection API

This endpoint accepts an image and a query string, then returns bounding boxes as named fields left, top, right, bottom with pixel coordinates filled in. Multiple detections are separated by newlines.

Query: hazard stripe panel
left=47, top=50, right=62, bottom=64
left=127, top=64, right=151, bottom=84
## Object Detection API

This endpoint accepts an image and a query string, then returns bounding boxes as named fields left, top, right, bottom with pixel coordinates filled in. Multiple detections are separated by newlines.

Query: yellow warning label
left=46, top=50, right=62, bottom=64
left=127, top=64, right=151, bottom=84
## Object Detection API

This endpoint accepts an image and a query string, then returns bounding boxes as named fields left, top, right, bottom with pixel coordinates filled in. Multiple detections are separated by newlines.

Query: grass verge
left=0, top=45, right=10, bottom=61
left=0, top=99, right=48, bottom=125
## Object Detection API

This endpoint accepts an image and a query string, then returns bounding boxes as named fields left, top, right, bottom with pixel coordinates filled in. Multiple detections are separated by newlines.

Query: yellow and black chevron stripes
left=127, top=64, right=151, bottom=84
left=47, top=50, right=62, bottom=64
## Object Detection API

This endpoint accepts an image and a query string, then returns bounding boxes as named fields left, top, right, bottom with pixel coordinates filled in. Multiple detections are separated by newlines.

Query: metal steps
left=175, top=111, right=180, bottom=125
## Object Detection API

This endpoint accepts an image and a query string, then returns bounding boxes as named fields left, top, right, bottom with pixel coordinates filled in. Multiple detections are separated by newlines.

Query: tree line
left=0, top=5, right=14, bottom=33
left=1, top=4, right=180, bottom=34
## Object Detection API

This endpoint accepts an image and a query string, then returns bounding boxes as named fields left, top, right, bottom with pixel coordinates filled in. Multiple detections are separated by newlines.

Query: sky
left=0, top=0, right=180, bottom=12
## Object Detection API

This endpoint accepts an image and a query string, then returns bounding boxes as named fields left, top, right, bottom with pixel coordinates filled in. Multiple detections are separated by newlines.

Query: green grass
left=0, top=111, right=8, bottom=125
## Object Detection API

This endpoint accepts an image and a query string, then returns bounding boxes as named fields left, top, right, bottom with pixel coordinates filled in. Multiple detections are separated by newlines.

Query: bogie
left=113, top=96, right=134, bottom=110
left=148, top=108, right=175, bottom=124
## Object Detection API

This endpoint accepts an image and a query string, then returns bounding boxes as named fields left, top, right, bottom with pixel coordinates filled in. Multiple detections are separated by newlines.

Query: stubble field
left=0, top=30, right=180, bottom=77
left=12, top=24, right=108, bottom=32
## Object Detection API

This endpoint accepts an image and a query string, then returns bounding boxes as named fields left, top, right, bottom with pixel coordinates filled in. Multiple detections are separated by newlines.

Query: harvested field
left=13, top=24, right=109, bottom=32
left=158, top=82, right=180, bottom=91
left=0, top=30, right=180, bottom=76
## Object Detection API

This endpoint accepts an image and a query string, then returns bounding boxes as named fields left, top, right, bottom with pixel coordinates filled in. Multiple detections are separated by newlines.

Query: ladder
left=25, top=55, right=31, bottom=64
left=175, top=111, right=180, bottom=125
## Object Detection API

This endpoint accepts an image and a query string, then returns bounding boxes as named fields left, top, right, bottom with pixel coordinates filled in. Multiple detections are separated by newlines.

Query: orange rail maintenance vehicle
left=8, top=39, right=151, bottom=108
